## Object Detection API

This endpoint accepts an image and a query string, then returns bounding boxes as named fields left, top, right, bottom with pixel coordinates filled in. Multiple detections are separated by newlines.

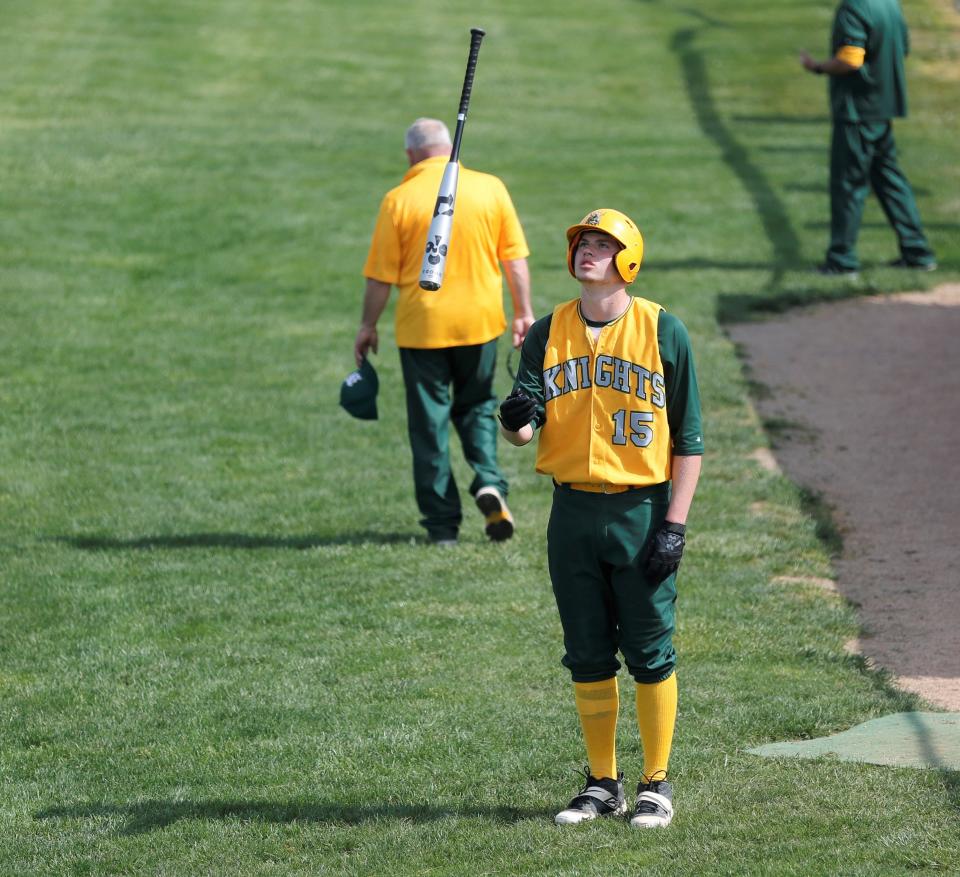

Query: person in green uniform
left=499, top=209, right=703, bottom=829
left=356, top=118, right=534, bottom=544
left=800, top=0, right=936, bottom=275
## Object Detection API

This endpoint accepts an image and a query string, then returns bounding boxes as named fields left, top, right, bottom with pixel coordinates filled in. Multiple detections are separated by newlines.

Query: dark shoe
left=475, top=486, right=514, bottom=542
left=554, top=769, right=626, bottom=825
left=815, top=263, right=859, bottom=277
left=630, top=779, right=674, bottom=829
left=888, top=258, right=937, bottom=272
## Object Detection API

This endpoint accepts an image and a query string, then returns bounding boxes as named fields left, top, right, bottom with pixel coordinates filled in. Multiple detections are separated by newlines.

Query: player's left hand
left=644, top=522, right=686, bottom=584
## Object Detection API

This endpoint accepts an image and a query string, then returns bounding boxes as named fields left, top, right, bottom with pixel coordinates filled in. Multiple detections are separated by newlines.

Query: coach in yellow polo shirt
left=355, top=118, right=533, bottom=545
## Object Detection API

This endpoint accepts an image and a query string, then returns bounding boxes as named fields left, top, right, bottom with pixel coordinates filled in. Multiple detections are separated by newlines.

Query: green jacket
left=829, top=0, right=909, bottom=122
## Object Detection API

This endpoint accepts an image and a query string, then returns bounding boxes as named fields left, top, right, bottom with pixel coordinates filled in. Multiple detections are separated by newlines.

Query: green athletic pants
left=827, top=120, right=935, bottom=270
left=547, top=482, right=677, bottom=684
left=399, top=340, right=506, bottom=541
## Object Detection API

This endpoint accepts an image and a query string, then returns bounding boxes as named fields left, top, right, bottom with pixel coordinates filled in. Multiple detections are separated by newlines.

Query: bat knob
left=419, top=280, right=441, bottom=291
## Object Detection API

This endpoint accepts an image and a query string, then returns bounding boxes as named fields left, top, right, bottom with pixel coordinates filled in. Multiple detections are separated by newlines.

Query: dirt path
left=728, top=284, right=960, bottom=711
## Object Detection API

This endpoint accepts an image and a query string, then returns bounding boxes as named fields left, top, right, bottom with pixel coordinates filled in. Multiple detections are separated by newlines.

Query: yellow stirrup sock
left=635, top=672, right=678, bottom=782
left=573, top=678, right=619, bottom=780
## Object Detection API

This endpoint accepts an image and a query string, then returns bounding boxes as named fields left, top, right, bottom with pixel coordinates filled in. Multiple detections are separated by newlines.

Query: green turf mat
left=749, top=712, right=960, bottom=770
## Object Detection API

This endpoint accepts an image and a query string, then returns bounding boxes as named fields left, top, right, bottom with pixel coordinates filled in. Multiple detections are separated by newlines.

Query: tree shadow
left=53, top=532, right=419, bottom=551
left=756, top=145, right=825, bottom=154
left=900, top=712, right=960, bottom=812
left=941, top=767, right=960, bottom=812
left=716, top=263, right=957, bottom=322
left=35, top=798, right=544, bottom=836
left=716, top=285, right=864, bottom=323
left=731, top=114, right=830, bottom=125
left=670, top=27, right=805, bottom=289
left=669, top=5, right=729, bottom=27
left=803, top=220, right=959, bottom=231
left=646, top=258, right=780, bottom=272
left=786, top=182, right=933, bottom=197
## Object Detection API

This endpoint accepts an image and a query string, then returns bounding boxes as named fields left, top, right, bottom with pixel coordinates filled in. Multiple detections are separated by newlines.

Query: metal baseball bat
left=419, top=27, right=486, bottom=291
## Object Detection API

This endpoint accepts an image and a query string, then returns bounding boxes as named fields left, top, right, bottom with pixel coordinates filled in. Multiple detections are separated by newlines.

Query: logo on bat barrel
left=425, top=235, right=448, bottom=265
left=433, top=194, right=455, bottom=217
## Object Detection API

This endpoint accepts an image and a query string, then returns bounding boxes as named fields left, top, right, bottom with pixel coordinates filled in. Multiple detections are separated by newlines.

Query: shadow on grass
left=718, top=263, right=957, bottom=322
left=670, top=27, right=805, bottom=289
left=803, top=220, right=960, bottom=231
left=36, top=799, right=543, bottom=835
left=716, top=285, right=866, bottom=322
left=901, top=711, right=960, bottom=812
left=941, top=768, right=960, bottom=812
left=731, top=114, right=830, bottom=125
left=785, top=182, right=932, bottom=196
left=54, top=532, right=418, bottom=550
left=797, top=487, right=844, bottom=558
left=646, top=258, right=782, bottom=272
left=756, top=145, right=824, bottom=154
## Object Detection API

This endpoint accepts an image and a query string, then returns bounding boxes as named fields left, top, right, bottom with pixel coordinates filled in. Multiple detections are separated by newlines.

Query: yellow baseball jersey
left=535, top=297, right=673, bottom=485
left=363, top=156, right=529, bottom=349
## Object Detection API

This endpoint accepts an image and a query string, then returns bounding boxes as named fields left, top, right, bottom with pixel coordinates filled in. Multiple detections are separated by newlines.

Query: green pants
left=547, top=482, right=677, bottom=684
left=399, top=341, right=506, bottom=541
left=827, top=121, right=935, bottom=270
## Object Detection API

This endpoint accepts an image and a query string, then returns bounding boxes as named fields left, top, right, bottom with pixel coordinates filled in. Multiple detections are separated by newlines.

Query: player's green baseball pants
left=828, top=121, right=935, bottom=270
left=547, top=482, right=677, bottom=684
left=399, top=340, right=507, bottom=541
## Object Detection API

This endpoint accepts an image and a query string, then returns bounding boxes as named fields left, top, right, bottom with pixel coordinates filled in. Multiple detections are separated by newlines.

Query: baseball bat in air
left=418, top=27, right=486, bottom=291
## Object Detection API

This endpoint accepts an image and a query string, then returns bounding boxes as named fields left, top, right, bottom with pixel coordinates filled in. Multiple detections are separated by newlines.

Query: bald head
left=404, top=118, right=452, bottom=164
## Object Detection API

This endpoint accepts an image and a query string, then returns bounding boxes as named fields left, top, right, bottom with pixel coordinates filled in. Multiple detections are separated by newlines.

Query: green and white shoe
left=554, top=769, right=626, bottom=825
left=630, top=779, right=674, bottom=829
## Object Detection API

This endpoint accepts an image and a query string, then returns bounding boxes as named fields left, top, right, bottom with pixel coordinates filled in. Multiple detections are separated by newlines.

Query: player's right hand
left=644, top=522, right=687, bottom=584
left=498, top=389, right=537, bottom=432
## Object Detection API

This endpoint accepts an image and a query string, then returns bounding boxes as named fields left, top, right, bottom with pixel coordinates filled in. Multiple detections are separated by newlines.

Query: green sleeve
left=510, top=313, right=552, bottom=429
left=657, top=311, right=704, bottom=455
left=832, top=2, right=868, bottom=51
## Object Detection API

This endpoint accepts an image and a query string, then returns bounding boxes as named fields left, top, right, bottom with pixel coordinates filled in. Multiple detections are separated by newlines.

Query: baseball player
left=499, top=209, right=703, bottom=828
left=799, top=0, right=936, bottom=274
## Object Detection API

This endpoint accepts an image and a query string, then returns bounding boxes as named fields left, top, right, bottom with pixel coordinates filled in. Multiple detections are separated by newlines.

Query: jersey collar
left=577, top=298, right=634, bottom=329
left=402, top=155, right=460, bottom=182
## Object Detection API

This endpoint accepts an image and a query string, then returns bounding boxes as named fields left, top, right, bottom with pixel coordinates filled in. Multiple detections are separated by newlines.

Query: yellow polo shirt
left=363, top=156, right=529, bottom=349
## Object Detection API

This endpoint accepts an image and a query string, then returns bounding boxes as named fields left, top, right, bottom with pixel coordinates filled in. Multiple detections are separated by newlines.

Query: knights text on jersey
left=512, top=297, right=704, bottom=486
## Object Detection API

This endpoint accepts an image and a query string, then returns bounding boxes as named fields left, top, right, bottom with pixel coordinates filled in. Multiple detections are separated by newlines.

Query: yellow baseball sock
left=635, top=672, right=677, bottom=782
left=573, top=678, right=619, bottom=780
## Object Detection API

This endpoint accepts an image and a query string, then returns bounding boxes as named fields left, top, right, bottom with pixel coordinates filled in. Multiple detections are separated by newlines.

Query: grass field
left=2, top=1, right=958, bottom=874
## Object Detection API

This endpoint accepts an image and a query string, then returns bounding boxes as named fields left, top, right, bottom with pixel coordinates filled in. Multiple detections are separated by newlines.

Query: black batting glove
left=498, top=389, right=538, bottom=432
left=644, top=522, right=687, bottom=584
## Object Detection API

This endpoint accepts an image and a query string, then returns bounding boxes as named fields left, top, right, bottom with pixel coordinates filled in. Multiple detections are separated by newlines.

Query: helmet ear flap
left=615, top=250, right=641, bottom=283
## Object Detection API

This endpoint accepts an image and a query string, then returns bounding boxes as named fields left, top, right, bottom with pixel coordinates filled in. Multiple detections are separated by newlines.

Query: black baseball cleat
left=554, top=769, right=626, bottom=825
left=815, top=263, right=859, bottom=277
left=630, top=779, right=674, bottom=829
left=475, top=486, right=514, bottom=542
left=888, top=258, right=937, bottom=271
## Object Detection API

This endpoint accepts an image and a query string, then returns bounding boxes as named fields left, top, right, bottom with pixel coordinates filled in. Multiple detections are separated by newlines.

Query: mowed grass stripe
left=1, top=1, right=958, bottom=874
